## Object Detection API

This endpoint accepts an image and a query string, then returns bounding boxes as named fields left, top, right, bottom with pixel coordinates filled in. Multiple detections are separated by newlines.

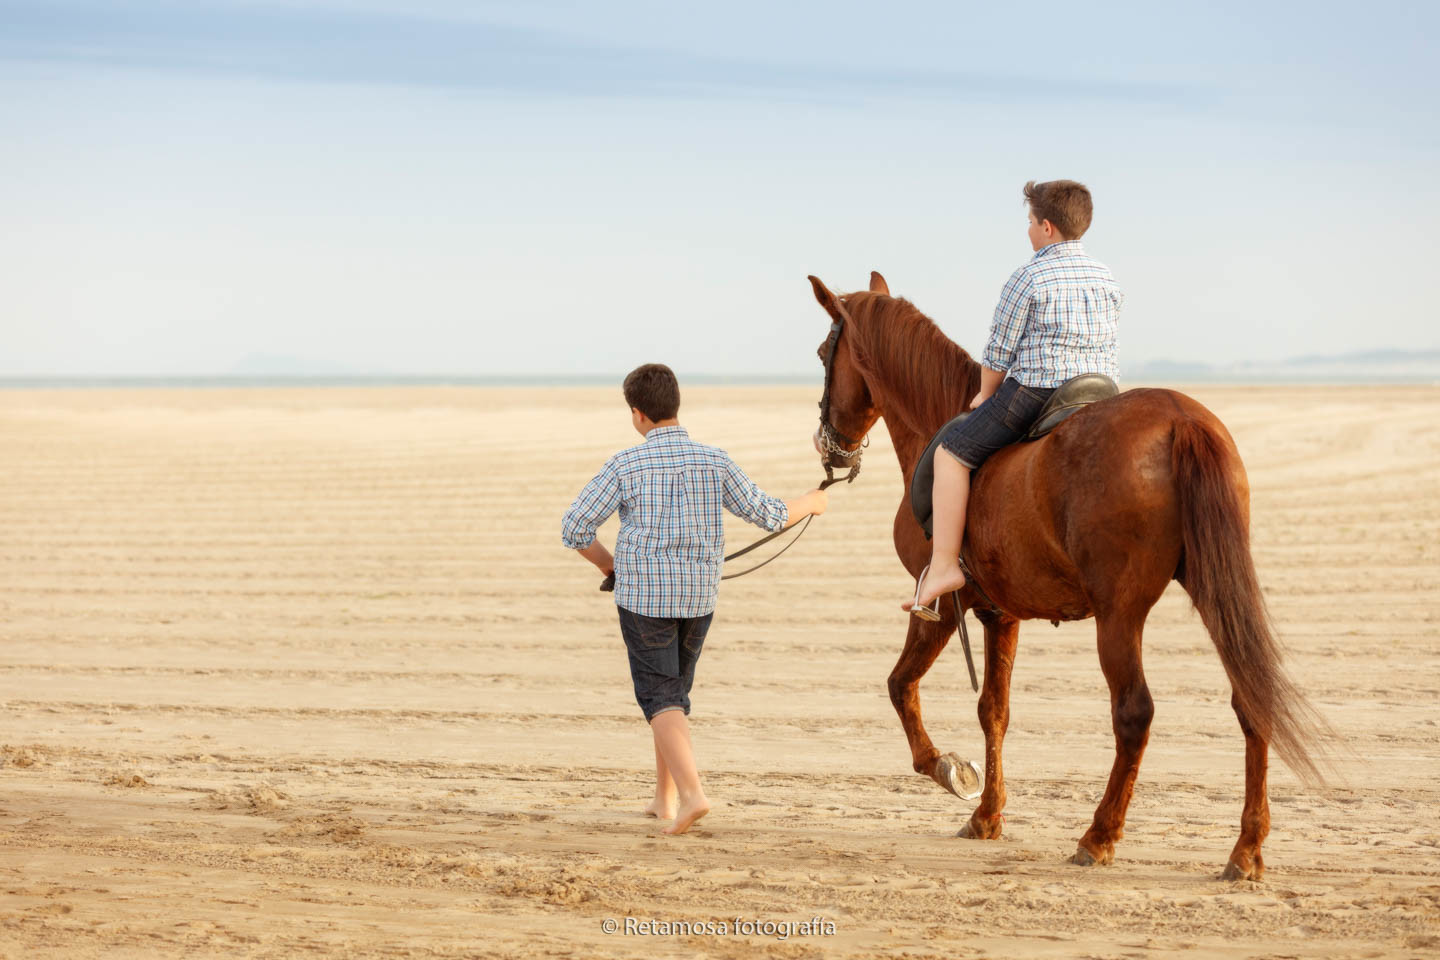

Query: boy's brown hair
left=623, top=363, right=680, bottom=422
left=1024, top=179, right=1093, bottom=239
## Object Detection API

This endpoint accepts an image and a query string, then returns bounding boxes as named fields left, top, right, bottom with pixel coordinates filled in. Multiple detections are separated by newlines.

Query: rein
left=599, top=472, right=847, bottom=592
left=596, top=474, right=840, bottom=592
left=717, top=471, right=845, bottom=580
left=719, top=297, right=866, bottom=580
left=599, top=299, right=868, bottom=592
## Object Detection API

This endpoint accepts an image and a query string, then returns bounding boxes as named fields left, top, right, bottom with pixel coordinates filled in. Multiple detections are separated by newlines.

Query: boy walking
left=904, top=179, right=1122, bottom=617
left=561, top=363, right=828, bottom=834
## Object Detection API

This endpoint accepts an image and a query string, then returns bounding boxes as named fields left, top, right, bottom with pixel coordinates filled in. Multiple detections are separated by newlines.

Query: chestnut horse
left=808, top=271, right=1325, bottom=880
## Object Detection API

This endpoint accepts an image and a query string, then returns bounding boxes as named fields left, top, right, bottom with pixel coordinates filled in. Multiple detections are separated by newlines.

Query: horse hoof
left=1222, top=859, right=1263, bottom=882
left=934, top=753, right=982, bottom=800
left=1071, top=842, right=1112, bottom=866
left=957, top=812, right=1003, bottom=840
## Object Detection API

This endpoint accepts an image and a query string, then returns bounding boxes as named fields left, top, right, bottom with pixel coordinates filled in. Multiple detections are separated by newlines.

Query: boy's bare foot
left=644, top=798, right=676, bottom=819
left=662, top=797, right=710, bottom=835
left=901, top=562, right=966, bottom=613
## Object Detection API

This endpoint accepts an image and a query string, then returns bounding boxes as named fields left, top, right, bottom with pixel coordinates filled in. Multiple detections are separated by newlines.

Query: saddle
left=910, top=374, right=1118, bottom=538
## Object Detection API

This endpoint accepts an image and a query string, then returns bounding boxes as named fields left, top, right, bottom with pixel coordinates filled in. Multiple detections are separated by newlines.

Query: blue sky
left=3, top=0, right=1436, bottom=376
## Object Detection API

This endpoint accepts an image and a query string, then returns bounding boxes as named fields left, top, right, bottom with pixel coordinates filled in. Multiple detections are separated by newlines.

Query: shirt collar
left=1033, top=239, right=1084, bottom=260
left=644, top=425, right=688, bottom=443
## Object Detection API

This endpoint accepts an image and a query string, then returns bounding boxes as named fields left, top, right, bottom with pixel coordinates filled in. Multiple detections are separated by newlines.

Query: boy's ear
left=869, top=271, right=889, bottom=296
left=807, top=275, right=847, bottom=325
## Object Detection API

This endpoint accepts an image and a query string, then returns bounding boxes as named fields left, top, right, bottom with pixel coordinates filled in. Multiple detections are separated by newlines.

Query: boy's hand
left=782, top=488, right=829, bottom=528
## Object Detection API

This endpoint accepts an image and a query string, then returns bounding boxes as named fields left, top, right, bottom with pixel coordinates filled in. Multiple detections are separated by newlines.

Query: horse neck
left=881, top=417, right=932, bottom=482
left=852, top=305, right=979, bottom=474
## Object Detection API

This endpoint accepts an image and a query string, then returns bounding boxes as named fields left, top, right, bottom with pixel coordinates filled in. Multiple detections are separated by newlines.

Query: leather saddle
left=910, top=374, right=1118, bottom=537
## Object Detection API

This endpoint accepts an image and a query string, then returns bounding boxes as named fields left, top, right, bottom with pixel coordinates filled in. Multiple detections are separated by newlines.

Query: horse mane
left=841, top=291, right=981, bottom=439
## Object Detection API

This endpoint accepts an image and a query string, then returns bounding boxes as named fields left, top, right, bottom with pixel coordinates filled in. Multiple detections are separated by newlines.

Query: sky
left=2, top=0, right=1437, bottom=377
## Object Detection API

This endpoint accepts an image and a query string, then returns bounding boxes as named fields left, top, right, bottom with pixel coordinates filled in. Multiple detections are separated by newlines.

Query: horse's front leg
left=885, top=596, right=967, bottom=795
left=959, top=613, right=1019, bottom=840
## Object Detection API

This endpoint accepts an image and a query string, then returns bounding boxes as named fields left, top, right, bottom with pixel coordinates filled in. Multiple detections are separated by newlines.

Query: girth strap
left=957, top=554, right=1001, bottom=616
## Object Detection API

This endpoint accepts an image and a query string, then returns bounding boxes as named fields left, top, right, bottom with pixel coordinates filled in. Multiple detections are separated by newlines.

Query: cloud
left=0, top=0, right=1204, bottom=104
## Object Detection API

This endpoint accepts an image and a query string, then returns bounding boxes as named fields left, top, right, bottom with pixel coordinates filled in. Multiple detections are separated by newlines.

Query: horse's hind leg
left=1074, top=611, right=1154, bottom=866
left=959, top=613, right=1019, bottom=840
left=1223, top=690, right=1270, bottom=881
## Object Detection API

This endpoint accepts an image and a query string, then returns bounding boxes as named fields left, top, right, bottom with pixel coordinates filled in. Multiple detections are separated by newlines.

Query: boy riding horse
left=903, top=179, right=1122, bottom=618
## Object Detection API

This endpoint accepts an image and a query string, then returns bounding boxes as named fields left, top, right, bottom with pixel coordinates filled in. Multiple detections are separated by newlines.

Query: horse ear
left=807, top=275, right=846, bottom=324
left=869, top=271, right=889, bottom=295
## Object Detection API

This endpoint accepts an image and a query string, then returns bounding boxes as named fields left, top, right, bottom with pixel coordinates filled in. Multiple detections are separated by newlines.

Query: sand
left=0, top=383, right=1437, bottom=959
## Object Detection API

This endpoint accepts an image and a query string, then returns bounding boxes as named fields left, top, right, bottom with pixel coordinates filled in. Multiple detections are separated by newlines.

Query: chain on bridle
left=816, top=300, right=868, bottom=488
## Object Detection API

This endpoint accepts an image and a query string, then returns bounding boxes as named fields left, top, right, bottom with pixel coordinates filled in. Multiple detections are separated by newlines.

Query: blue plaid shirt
left=561, top=426, right=789, bottom=618
left=982, top=240, right=1122, bottom=388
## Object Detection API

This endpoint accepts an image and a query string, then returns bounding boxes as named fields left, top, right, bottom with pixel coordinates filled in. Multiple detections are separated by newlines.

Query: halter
left=816, top=300, right=868, bottom=487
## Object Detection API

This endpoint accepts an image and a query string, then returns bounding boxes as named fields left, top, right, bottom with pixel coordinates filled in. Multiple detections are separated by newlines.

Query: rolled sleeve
left=721, top=457, right=788, bottom=532
left=561, top=460, right=621, bottom=549
left=981, top=266, right=1034, bottom=372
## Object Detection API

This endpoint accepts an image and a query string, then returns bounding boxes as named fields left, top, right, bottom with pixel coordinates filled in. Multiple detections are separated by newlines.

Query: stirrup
left=909, top=564, right=943, bottom=622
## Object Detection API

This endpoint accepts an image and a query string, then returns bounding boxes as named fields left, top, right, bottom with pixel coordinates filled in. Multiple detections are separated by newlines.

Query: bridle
left=815, top=298, right=869, bottom=488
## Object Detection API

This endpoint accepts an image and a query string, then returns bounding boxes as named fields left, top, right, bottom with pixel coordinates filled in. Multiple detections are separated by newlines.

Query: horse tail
left=1171, top=417, right=1328, bottom=785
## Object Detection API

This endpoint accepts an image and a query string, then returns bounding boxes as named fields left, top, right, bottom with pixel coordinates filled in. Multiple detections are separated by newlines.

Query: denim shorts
left=940, top=377, right=1056, bottom=469
left=617, top=605, right=713, bottom=722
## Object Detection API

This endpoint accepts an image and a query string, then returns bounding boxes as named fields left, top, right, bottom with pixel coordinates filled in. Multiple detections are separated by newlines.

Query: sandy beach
left=1, top=383, right=1437, bottom=959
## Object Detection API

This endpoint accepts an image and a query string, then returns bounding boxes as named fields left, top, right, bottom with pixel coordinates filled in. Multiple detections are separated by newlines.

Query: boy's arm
left=560, top=461, right=621, bottom=573
left=972, top=366, right=1007, bottom=408
left=979, top=267, right=1034, bottom=391
left=721, top=458, right=790, bottom=532
left=576, top=540, right=614, bottom=576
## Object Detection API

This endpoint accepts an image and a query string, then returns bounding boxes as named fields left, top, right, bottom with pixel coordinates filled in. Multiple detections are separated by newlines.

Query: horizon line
left=2, top=373, right=1436, bottom=390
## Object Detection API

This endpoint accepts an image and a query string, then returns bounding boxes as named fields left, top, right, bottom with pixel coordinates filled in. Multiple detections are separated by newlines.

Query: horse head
left=807, top=272, right=886, bottom=482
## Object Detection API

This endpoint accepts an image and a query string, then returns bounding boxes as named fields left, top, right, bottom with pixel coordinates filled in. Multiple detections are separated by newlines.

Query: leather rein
left=600, top=292, right=984, bottom=693
left=601, top=301, right=866, bottom=591
left=713, top=302, right=867, bottom=580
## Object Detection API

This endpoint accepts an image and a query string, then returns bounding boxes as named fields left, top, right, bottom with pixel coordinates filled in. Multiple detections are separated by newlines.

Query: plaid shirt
left=561, top=426, right=788, bottom=618
left=982, top=240, right=1122, bottom=388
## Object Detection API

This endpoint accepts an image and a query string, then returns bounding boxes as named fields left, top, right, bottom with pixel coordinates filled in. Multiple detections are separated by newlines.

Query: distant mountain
left=1286, top=349, right=1440, bottom=367
left=1128, top=349, right=1440, bottom=383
